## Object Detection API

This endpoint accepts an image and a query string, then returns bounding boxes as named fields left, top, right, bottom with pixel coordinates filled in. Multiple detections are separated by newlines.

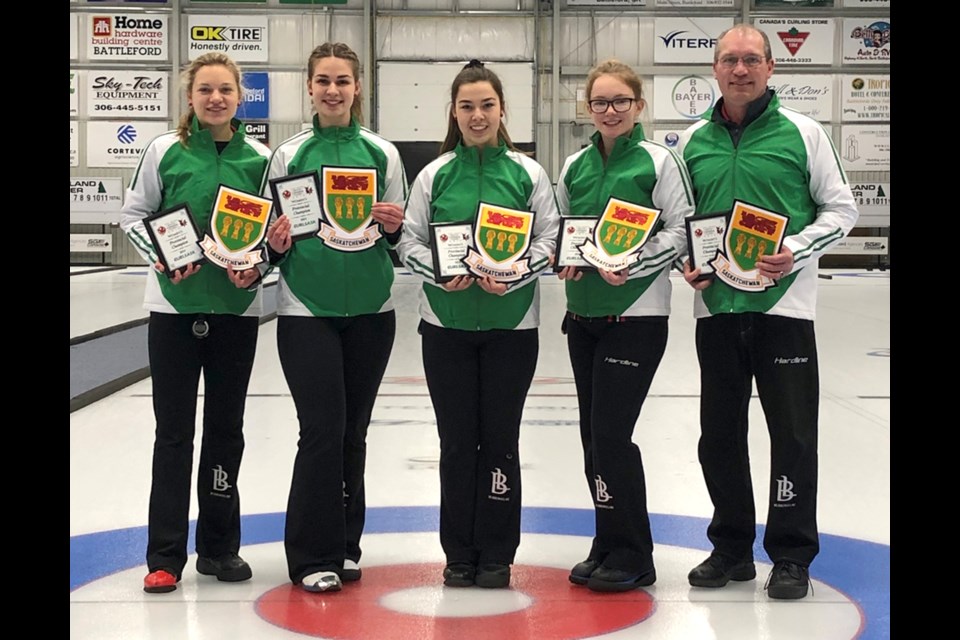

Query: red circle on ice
left=255, top=563, right=655, bottom=639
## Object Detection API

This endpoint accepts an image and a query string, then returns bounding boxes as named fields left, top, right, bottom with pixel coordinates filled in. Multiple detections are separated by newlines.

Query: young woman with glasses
left=555, top=59, right=694, bottom=592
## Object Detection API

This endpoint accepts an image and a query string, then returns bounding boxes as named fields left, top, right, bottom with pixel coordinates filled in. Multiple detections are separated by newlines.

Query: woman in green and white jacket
left=263, top=42, right=408, bottom=594
left=397, top=60, right=559, bottom=591
left=556, top=59, right=693, bottom=593
left=120, top=53, right=271, bottom=595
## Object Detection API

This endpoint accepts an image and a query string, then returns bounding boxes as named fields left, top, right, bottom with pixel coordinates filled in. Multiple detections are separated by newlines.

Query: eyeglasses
left=587, top=98, right=637, bottom=114
left=717, top=55, right=766, bottom=69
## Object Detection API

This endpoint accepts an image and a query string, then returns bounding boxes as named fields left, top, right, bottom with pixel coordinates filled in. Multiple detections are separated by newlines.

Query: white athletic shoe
left=342, top=559, right=362, bottom=582
left=301, top=571, right=342, bottom=593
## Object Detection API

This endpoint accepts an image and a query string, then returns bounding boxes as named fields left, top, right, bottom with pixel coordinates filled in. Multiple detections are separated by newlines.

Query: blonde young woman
left=120, top=52, right=271, bottom=594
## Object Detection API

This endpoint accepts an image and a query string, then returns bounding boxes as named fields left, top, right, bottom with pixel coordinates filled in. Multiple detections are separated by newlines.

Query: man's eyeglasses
left=717, top=55, right=766, bottom=69
left=587, top=98, right=637, bottom=114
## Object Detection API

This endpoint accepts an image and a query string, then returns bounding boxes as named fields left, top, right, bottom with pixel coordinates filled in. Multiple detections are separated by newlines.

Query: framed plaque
left=430, top=221, right=473, bottom=284
left=685, top=211, right=728, bottom=281
left=268, top=171, right=322, bottom=243
left=553, top=216, right=598, bottom=272
left=144, top=203, right=206, bottom=278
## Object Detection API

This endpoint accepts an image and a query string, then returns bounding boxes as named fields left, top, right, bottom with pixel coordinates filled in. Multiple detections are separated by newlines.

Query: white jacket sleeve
left=506, top=159, right=560, bottom=292
left=628, top=145, right=695, bottom=280
left=397, top=168, right=446, bottom=288
left=781, top=116, right=860, bottom=272
left=119, top=137, right=167, bottom=265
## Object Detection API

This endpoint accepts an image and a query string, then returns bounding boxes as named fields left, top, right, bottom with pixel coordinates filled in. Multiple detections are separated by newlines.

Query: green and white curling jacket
left=557, top=124, right=694, bottom=318
left=262, top=116, right=408, bottom=317
left=398, top=142, right=560, bottom=331
left=677, top=91, right=859, bottom=321
left=120, top=117, right=271, bottom=316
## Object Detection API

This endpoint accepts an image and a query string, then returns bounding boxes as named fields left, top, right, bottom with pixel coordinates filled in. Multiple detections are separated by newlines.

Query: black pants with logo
left=146, top=312, right=259, bottom=578
left=696, top=312, right=820, bottom=567
left=420, top=321, right=538, bottom=567
left=278, top=312, right=396, bottom=584
left=565, top=314, right=667, bottom=575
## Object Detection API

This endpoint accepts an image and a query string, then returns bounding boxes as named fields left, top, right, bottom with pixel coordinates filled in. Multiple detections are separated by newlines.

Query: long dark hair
left=439, top=60, right=518, bottom=155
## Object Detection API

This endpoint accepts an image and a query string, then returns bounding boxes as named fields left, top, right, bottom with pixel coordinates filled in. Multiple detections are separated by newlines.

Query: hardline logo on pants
left=775, top=475, right=797, bottom=505
left=595, top=474, right=613, bottom=503
left=490, top=468, right=511, bottom=496
left=212, top=464, right=233, bottom=494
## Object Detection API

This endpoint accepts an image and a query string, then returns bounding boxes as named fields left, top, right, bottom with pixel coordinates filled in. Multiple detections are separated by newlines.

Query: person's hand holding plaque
left=226, top=264, right=261, bottom=289
left=267, top=215, right=293, bottom=254
left=370, top=202, right=404, bottom=234
left=441, top=275, right=474, bottom=292
left=555, top=265, right=584, bottom=282
left=682, top=259, right=713, bottom=291
left=476, top=274, right=508, bottom=296
left=156, top=260, right=202, bottom=285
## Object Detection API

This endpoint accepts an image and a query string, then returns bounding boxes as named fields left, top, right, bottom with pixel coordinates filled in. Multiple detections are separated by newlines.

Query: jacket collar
left=312, top=115, right=360, bottom=142
left=709, top=89, right=777, bottom=128
left=590, top=121, right=646, bottom=160
left=454, top=140, right=508, bottom=165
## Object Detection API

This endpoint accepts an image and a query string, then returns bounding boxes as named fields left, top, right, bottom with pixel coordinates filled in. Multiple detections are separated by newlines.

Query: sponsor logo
left=116, top=124, right=137, bottom=144
left=191, top=26, right=264, bottom=42
left=491, top=468, right=510, bottom=496
left=777, top=28, right=810, bottom=56
left=775, top=475, right=796, bottom=505
left=213, top=465, right=232, bottom=493
left=658, top=30, right=718, bottom=49
left=595, top=475, right=613, bottom=503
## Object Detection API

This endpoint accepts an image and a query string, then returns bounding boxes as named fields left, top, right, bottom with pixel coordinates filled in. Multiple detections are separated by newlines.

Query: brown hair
left=585, top=58, right=644, bottom=104
left=714, top=24, right=773, bottom=63
left=176, top=52, right=243, bottom=145
left=439, top=60, right=518, bottom=156
left=307, top=42, right=363, bottom=125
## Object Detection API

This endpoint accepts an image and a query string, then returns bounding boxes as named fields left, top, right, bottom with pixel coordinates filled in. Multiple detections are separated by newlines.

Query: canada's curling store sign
left=188, top=16, right=268, bottom=62
left=89, top=14, right=169, bottom=60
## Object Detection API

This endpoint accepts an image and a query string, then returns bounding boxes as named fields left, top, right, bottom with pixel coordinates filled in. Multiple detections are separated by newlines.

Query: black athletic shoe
left=443, top=562, right=476, bottom=587
left=475, top=563, right=511, bottom=589
left=196, top=553, right=253, bottom=582
left=569, top=559, right=601, bottom=585
left=765, top=561, right=810, bottom=600
left=687, top=554, right=756, bottom=588
left=586, top=565, right=656, bottom=592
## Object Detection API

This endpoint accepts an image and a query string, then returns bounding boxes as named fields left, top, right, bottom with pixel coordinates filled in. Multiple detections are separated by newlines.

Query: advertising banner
left=653, top=17, right=733, bottom=64
left=71, top=122, right=79, bottom=168
left=839, top=124, right=890, bottom=171
left=842, top=18, right=890, bottom=65
left=770, top=74, right=833, bottom=121
left=653, top=75, right=720, bottom=121
left=754, top=17, right=836, bottom=66
left=86, top=121, right=171, bottom=168
left=86, top=70, right=169, bottom=119
left=89, top=13, right=169, bottom=61
left=238, top=72, right=269, bottom=121
left=840, top=75, right=890, bottom=121
left=188, top=14, right=269, bottom=62
left=70, top=178, right=125, bottom=212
